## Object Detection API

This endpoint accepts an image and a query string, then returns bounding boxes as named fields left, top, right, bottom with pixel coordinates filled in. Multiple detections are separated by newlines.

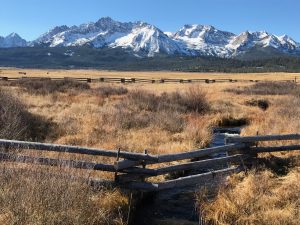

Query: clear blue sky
left=1, top=0, right=299, bottom=41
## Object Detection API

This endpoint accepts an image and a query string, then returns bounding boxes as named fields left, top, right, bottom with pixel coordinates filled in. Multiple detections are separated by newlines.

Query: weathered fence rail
left=0, top=133, right=299, bottom=191
left=0, top=76, right=298, bottom=84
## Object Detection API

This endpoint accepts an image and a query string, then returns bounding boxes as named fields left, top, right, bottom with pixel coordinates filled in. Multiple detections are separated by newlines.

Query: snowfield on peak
left=110, top=24, right=182, bottom=56
left=2, top=17, right=300, bottom=58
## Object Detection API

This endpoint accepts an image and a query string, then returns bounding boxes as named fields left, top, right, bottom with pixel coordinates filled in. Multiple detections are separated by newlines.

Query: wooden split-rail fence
left=0, top=133, right=299, bottom=191
left=0, top=76, right=298, bottom=84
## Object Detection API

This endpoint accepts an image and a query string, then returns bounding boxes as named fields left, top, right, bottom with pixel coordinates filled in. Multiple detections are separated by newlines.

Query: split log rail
left=0, top=133, right=299, bottom=191
left=0, top=76, right=298, bottom=84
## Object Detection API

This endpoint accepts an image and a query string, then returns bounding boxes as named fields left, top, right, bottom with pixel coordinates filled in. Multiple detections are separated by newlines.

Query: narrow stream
left=132, top=127, right=241, bottom=225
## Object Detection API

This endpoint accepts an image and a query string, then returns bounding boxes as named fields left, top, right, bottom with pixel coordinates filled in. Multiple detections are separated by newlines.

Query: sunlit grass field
left=0, top=69, right=299, bottom=224
left=1, top=68, right=300, bottom=81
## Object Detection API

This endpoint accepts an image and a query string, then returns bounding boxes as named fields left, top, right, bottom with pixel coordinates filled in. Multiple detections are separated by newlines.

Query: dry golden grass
left=1, top=68, right=300, bottom=81
left=1, top=70, right=300, bottom=224
left=0, top=164, right=128, bottom=225
left=196, top=81, right=300, bottom=225
left=197, top=168, right=300, bottom=225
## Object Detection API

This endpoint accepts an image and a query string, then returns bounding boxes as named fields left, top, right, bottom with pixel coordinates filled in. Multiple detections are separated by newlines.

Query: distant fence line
left=0, top=133, right=300, bottom=191
left=0, top=76, right=298, bottom=84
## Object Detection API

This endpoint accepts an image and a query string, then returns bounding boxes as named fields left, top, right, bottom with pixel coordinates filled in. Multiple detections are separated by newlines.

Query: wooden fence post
left=140, top=150, right=148, bottom=184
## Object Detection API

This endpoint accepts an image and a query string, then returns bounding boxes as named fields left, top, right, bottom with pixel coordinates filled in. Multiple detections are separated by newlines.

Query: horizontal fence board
left=0, top=139, right=158, bottom=162
left=122, top=167, right=157, bottom=175
left=118, top=154, right=247, bottom=179
left=158, top=166, right=240, bottom=190
left=156, top=154, right=248, bottom=175
left=0, top=76, right=297, bottom=84
left=253, top=145, right=300, bottom=153
left=157, top=143, right=246, bottom=163
left=125, top=166, right=240, bottom=191
left=228, top=134, right=300, bottom=143
left=0, top=152, right=116, bottom=172
left=114, top=159, right=142, bottom=170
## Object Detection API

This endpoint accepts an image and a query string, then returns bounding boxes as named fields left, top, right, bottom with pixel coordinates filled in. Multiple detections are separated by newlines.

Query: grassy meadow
left=0, top=69, right=299, bottom=224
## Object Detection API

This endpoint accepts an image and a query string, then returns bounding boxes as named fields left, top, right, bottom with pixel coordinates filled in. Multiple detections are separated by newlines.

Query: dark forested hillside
left=1, top=46, right=300, bottom=72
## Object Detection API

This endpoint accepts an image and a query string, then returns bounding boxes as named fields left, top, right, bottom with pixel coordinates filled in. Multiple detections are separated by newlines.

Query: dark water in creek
left=132, top=127, right=241, bottom=225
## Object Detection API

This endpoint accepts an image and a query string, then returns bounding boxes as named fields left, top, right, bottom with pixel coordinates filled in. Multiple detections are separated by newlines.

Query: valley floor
left=0, top=70, right=299, bottom=224
left=1, top=68, right=300, bottom=81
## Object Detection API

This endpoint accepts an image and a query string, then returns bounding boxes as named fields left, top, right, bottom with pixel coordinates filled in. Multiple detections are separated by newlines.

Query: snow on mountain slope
left=33, top=18, right=182, bottom=56
left=2, top=17, right=300, bottom=58
left=111, top=23, right=182, bottom=56
left=173, top=24, right=236, bottom=57
left=33, top=17, right=132, bottom=48
left=33, top=25, right=70, bottom=45
left=227, top=31, right=300, bottom=55
left=0, top=33, right=27, bottom=48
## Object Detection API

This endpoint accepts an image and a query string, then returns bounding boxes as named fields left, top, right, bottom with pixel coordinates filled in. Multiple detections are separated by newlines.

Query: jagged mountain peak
left=278, top=35, right=299, bottom=46
left=6, top=32, right=21, bottom=38
left=176, top=24, right=216, bottom=38
left=174, top=24, right=235, bottom=48
left=96, top=16, right=115, bottom=24
left=95, top=17, right=131, bottom=30
left=227, top=30, right=300, bottom=55
left=2, top=17, right=300, bottom=58
left=0, top=32, right=27, bottom=48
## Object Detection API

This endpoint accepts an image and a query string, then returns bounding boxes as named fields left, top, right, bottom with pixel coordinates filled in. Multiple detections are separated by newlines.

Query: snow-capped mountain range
left=1, top=17, right=300, bottom=58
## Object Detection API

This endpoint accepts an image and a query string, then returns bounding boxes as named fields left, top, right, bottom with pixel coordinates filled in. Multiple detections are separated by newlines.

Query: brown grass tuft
left=227, top=81, right=300, bottom=96
left=9, top=78, right=90, bottom=95
left=197, top=169, right=300, bottom=225
left=109, top=86, right=209, bottom=133
left=91, top=85, right=128, bottom=97
left=0, top=89, right=54, bottom=141
left=0, top=165, right=127, bottom=225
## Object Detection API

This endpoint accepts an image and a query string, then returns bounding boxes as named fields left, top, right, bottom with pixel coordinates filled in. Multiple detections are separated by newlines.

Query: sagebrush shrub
left=10, top=78, right=90, bottom=95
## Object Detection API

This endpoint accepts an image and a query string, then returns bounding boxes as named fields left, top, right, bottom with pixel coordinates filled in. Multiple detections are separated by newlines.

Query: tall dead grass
left=0, top=89, right=54, bottom=141
left=0, top=165, right=127, bottom=225
left=8, top=78, right=90, bottom=95
left=2, top=78, right=299, bottom=225
left=0, top=88, right=128, bottom=225
left=197, top=168, right=300, bottom=225
left=112, top=86, right=210, bottom=132
left=196, top=81, right=300, bottom=225
left=227, top=82, right=300, bottom=96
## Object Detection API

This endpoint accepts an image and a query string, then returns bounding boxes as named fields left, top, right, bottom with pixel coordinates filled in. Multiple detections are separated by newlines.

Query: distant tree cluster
left=1, top=47, right=300, bottom=72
